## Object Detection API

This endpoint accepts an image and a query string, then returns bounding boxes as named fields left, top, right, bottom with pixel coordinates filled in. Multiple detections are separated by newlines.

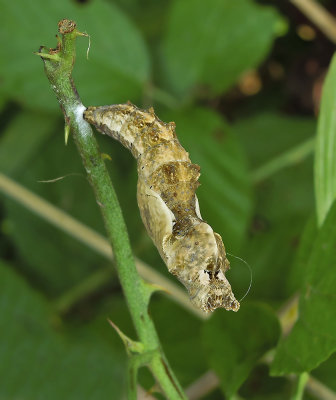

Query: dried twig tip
left=58, top=19, right=76, bottom=35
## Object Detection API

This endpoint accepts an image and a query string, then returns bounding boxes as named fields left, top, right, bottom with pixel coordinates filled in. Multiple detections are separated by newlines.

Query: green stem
left=128, top=357, right=139, bottom=400
left=251, top=137, right=315, bottom=184
left=0, top=173, right=205, bottom=319
left=38, top=19, right=186, bottom=399
left=290, top=372, right=309, bottom=400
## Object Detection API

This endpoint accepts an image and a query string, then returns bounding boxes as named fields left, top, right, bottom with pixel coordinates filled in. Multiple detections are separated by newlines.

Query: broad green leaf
left=239, top=364, right=290, bottom=400
left=314, top=53, right=336, bottom=227
left=230, top=219, right=305, bottom=302
left=0, top=92, right=7, bottom=111
left=0, top=260, right=125, bottom=399
left=234, top=113, right=315, bottom=222
left=271, top=201, right=336, bottom=375
left=0, top=0, right=150, bottom=111
left=150, top=297, right=206, bottom=386
left=232, top=113, right=315, bottom=301
left=162, top=0, right=283, bottom=97
left=0, top=111, right=58, bottom=175
left=286, top=216, right=317, bottom=295
left=4, top=198, right=106, bottom=295
left=163, top=106, right=252, bottom=252
left=202, top=303, right=280, bottom=398
left=2, top=132, right=106, bottom=294
left=233, top=113, right=316, bottom=169
left=312, top=353, right=336, bottom=392
left=2, top=127, right=144, bottom=294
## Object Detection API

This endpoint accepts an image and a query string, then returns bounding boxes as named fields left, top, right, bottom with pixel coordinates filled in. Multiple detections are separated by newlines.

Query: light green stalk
left=36, top=19, right=186, bottom=400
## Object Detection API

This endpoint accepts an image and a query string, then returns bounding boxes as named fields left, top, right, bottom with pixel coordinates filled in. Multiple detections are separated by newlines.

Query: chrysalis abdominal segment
left=83, top=103, right=239, bottom=313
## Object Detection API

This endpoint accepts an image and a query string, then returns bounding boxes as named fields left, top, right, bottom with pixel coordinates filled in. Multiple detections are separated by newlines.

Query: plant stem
left=306, top=376, right=336, bottom=400
left=37, top=19, right=186, bottom=399
left=251, top=137, right=315, bottom=184
left=290, top=0, right=336, bottom=43
left=290, top=372, right=309, bottom=400
left=0, top=172, right=205, bottom=319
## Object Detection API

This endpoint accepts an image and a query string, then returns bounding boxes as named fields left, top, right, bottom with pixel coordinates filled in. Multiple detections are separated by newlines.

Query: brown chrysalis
left=83, top=103, right=239, bottom=313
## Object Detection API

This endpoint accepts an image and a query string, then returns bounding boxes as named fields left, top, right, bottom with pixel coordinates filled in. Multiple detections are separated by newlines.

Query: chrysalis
left=84, top=103, right=239, bottom=313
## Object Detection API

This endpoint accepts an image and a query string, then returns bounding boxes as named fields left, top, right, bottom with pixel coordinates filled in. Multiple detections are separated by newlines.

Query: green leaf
left=0, top=92, right=7, bottom=111
left=286, top=216, right=318, bottom=295
left=234, top=112, right=316, bottom=169
left=0, top=0, right=150, bottom=111
left=312, top=353, right=336, bottom=392
left=0, top=260, right=125, bottom=399
left=232, top=113, right=315, bottom=300
left=314, top=53, right=336, bottom=227
left=162, top=0, right=283, bottom=97
left=2, top=132, right=106, bottom=295
left=239, top=364, right=289, bottom=399
left=232, top=220, right=303, bottom=302
left=0, top=120, right=142, bottom=298
left=0, top=111, right=58, bottom=175
left=150, top=297, right=206, bottom=386
left=202, top=303, right=280, bottom=398
left=271, top=200, right=336, bottom=375
left=234, top=112, right=315, bottom=227
left=163, top=106, right=252, bottom=252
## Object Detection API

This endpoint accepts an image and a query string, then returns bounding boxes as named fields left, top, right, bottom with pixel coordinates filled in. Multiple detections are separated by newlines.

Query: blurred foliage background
left=1, top=0, right=336, bottom=399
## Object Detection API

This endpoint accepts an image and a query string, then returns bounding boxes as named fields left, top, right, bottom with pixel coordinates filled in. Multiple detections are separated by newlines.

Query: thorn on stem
left=101, top=153, right=112, bottom=161
left=33, top=51, right=61, bottom=62
left=107, top=319, right=144, bottom=355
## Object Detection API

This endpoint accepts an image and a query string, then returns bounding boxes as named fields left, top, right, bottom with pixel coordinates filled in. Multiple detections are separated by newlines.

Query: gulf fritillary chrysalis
left=84, top=103, right=239, bottom=313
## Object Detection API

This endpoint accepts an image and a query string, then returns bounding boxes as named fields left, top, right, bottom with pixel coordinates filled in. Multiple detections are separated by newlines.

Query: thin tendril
left=37, top=172, right=85, bottom=183
left=227, top=252, right=252, bottom=303
left=86, top=33, right=91, bottom=59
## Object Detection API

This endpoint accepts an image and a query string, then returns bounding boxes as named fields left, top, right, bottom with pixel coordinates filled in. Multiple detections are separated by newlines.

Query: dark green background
left=1, top=0, right=336, bottom=399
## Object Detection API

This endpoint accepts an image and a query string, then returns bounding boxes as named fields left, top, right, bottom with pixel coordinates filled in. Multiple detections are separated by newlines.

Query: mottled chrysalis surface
left=84, top=103, right=239, bottom=313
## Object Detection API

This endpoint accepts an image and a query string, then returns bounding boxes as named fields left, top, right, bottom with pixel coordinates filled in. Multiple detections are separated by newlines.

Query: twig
left=36, top=19, right=186, bottom=399
left=290, top=372, right=309, bottom=400
left=185, top=370, right=219, bottom=400
left=290, top=0, right=336, bottom=44
left=306, top=376, right=336, bottom=400
left=136, top=385, right=158, bottom=400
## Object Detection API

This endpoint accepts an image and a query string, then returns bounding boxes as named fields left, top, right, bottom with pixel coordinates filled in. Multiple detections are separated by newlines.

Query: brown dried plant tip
left=84, top=103, right=240, bottom=313
left=58, top=19, right=76, bottom=34
left=48, top=41, right=61, bottom=55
